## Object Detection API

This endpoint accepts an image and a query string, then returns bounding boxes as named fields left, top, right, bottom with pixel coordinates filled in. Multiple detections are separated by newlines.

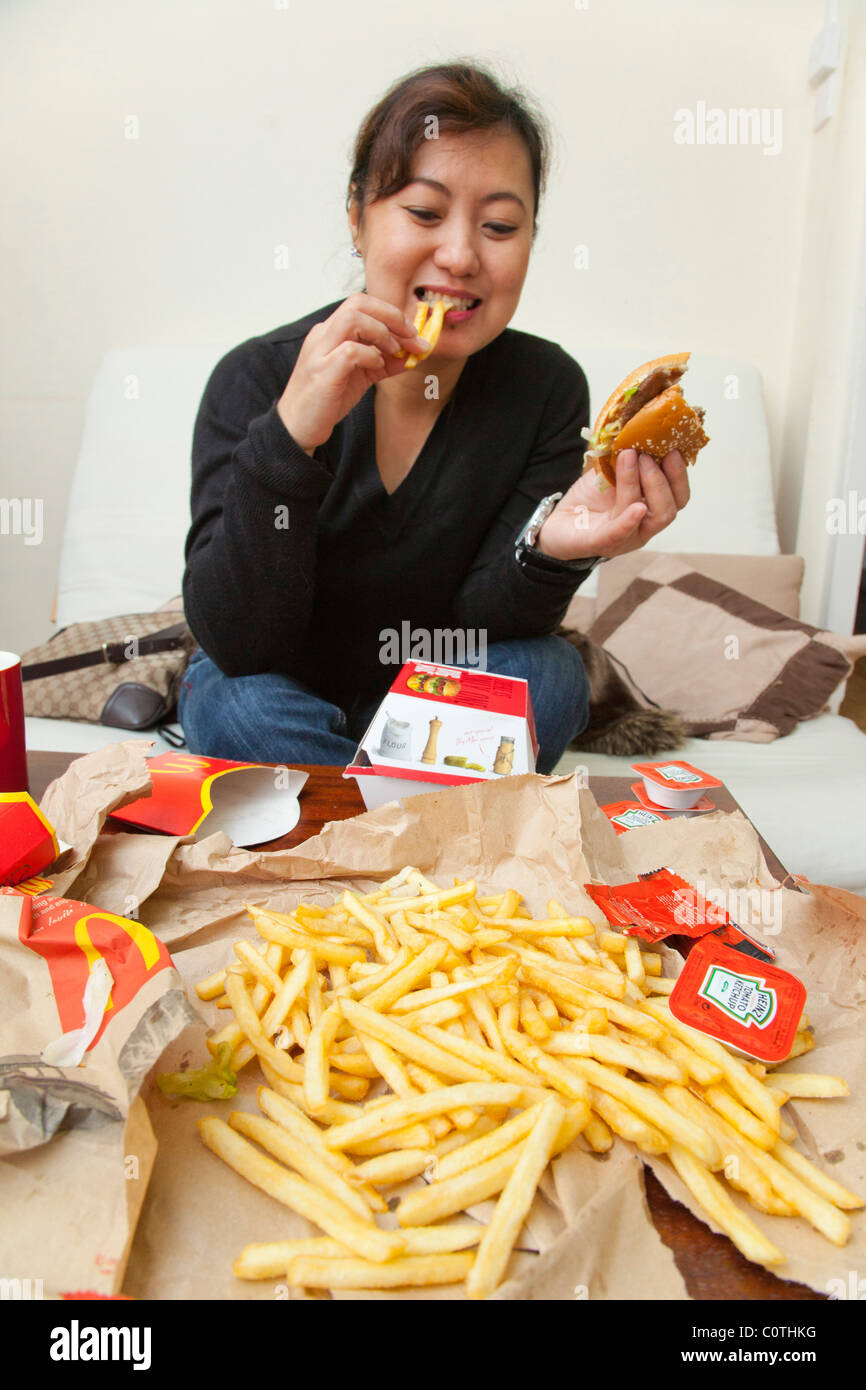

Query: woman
left=179, top=62, right=689, bottom=773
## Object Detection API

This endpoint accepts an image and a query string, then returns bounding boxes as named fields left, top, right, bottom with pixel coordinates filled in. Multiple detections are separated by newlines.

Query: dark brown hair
left=347, top=62, right=551, bottom=238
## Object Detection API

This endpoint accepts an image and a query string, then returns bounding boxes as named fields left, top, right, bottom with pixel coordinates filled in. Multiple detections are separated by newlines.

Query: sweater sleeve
left=182, top=339, right=333, bottom=677
left=452, top=348, right=593, bottom=641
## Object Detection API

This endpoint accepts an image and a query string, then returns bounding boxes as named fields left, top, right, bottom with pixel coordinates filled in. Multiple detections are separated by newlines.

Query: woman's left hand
left=535, top=448, right=691, bottom=562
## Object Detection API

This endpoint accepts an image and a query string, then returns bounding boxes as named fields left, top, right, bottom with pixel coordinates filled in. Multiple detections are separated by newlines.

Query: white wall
left=781, top=0, right=866, bottom=629
left=1, top=0, right=842, bottom=655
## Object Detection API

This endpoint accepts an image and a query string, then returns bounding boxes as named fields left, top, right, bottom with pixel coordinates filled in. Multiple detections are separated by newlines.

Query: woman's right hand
left=276, top=294, right=431, bottom=454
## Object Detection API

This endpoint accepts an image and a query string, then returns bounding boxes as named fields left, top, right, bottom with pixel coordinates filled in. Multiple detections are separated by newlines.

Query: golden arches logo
left=73, top=912, right=162, bottom=1012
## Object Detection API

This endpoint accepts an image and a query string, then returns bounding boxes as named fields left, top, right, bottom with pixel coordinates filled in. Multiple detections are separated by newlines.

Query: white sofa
left=28, top=339, right=866, bottom=895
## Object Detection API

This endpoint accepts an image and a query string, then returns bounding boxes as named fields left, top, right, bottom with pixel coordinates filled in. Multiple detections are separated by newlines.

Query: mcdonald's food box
left=344, top=661, right=538, bottom=811
left=0, top=792, right=73, bottom=887
left=109, top=752, right=308, bottom=846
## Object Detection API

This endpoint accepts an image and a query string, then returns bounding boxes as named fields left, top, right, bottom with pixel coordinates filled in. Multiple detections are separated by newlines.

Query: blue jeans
left=177, top=636, right=590, bottom=775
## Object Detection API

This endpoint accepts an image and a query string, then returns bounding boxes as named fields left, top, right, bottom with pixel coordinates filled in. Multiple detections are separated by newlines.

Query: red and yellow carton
left=344, top=661, right=538, bottom=811
left=0, top=792, right=60, bottom=886
left=109, top=753, right=308, bottom=846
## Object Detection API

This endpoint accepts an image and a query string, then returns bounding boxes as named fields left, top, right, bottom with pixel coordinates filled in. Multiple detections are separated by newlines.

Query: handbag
left=20, top=612, right=197, bottom=731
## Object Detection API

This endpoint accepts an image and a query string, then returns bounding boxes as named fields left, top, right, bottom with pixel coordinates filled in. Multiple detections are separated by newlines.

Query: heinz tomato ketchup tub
left=631, top=759, right=722, bottom=810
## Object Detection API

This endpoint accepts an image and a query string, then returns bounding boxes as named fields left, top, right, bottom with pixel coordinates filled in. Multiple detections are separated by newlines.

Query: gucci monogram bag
left=21, top=613, right=197, bottom=730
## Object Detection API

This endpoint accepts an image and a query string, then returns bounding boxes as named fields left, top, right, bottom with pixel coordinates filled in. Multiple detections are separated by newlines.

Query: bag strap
left=21, top=622, right=190, bottom=683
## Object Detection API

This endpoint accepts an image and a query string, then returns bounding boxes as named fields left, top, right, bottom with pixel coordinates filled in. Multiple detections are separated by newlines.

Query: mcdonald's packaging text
left=0, top=889, right=192, bottom=1295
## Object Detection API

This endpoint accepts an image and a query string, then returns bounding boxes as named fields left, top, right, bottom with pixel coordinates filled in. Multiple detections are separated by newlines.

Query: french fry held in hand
left=191, top=869, right=862, bottom=1299
left=403, top=296, right=449, bottom=369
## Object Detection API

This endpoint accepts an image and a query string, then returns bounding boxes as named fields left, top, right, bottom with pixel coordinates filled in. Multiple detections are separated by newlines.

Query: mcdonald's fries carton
left=0, top=791, right=72, bottom=887
left=109, top=752, right=308, bottom=847
left=344, top=661, right=538, bottom=811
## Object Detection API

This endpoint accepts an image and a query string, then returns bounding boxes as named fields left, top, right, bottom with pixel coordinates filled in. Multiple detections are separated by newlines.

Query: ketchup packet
left=669, top=935, right=805, bottom=1062
left=585, top=868, right=727, bottom=943
left=601, top=800, right=670, bottom=835
left=585, top=868, right=775, bottom=962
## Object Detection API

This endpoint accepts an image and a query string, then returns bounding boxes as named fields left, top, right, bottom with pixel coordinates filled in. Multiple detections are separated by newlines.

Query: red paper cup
left=0, top=652, right=28, bottom=793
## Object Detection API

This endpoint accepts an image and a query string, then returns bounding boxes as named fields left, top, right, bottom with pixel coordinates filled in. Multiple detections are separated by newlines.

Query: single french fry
left=234, top=1221, right=483, bottom=1280
left=662, top=1085, right=852, bottom=1245
left=466, top=1096, right=564, bottom=1299
left=642, top=997, right=780, bottom=1135
left=377, top=881, right=477, bottom=918
left=405, top=1064, right=478, bottom=1130
left=350, top=1149, right=431, bottom=1186
left=233, top=940, right=286, bottom=994
left=340, top=890, right=397, bottom=959
left=196, top=967, right=228, bottom=1000
left=303, top=1002, right=344, bottom=1114
left=764, top=1073, right=849, bottom=1100
left=565, top=1057, right=720, bottom=1167
left=773, top=1139, right=864, bottom=1211
left=198, top=1117, right=404, bottom=1264
left=517, top=961, right=664, bottom=1039
left=362, top=940, right=449, bottom=1012
left=289, top=1250, right=474, bottom=1289
left=400, top=999, right=468, bottom=1029
left=623, top=937, right=645, bottom=987
left=397, top=1146, right=522, bottom=1227
left=248, top=907, right=365, bottom=967
left=259, top=1063, right=360, bottom=1125
left=703, top=1084, right=780, bottom=1151
left=519, top=990, right=551, bottom=1042
left=667, top=1142, right=786, bottom=1267
left=543, top=1031, right=685, bottom=1084
left=502, top=1030, right=590, bottom=1104
left=656, top=1033, right=723, bottom=1087
left=582, top=1113, right=614, bottom=1153
left=417, top=1024, right=546, bottom=1088
left=347, top=1124, right=437, bottom=1156
left=338, top=999, right=491, bottom=1085
left=228, top=1111, right=374, bottom=1223
left=662, top=1086, right=793, bottom=1215
left=356, top=1034, right=415, bottom=1099
left=323, top=1081, right=528, bottom=1152
left=391, top=960, right=513, bottom=1014
left=435, top=1104, right=545, bottom=1183
left=258, top=953, right=314, bottom=1035
left=587, top=1089, right=667, bottom=1154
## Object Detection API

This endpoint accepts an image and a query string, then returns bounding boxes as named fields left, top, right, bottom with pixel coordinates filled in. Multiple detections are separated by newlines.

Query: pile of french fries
left=193, top=867, right=862, bottom=1298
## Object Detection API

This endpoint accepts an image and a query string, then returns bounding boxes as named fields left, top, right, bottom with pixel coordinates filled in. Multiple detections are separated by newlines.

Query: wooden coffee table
left=27, top=751, right=818, bottom=1300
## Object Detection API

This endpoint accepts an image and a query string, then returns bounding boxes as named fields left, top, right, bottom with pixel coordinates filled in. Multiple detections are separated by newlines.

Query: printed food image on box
left=345, top=662, right=538, bottom=810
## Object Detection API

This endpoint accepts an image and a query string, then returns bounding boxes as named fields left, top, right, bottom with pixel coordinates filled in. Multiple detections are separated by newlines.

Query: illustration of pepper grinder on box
left=421, top=717, right=443, bottom=765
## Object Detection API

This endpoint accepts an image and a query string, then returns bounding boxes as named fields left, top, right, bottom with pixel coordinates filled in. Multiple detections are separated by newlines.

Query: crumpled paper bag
left=15, top=747, right=866, bottom=1299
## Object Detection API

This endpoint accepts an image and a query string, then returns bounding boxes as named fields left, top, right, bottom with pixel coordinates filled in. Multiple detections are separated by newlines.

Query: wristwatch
left=514, top=493, right=604, bottom=575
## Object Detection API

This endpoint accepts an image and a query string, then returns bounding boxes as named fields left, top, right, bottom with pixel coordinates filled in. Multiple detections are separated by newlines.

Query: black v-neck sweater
left=183, top=299, right=592, bottom=713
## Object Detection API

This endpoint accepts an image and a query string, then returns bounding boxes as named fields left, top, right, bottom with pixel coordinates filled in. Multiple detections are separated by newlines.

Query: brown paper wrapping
left=9, top=748, right=866, bottom=1300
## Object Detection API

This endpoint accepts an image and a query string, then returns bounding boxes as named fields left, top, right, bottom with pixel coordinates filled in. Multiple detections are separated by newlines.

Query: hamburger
left=582, top=352, right=709, bottom=487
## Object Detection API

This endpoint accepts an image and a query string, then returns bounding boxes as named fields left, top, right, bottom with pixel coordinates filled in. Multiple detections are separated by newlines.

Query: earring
left=350, top=246, right=363, bottom=259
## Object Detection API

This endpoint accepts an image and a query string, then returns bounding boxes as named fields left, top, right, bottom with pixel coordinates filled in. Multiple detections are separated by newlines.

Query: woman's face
left=350, top=126, right=535, bottom=362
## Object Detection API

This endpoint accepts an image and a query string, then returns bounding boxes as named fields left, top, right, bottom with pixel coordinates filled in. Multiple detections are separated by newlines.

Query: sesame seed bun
left=583, top=353, right=709, bottom=486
